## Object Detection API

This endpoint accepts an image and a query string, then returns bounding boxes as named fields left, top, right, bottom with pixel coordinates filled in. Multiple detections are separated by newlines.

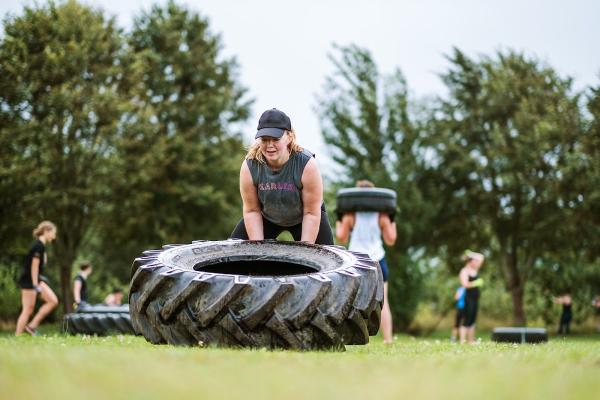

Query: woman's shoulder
left=291, top=149, right=316, bottom=170
left=245, top=157, right=263, bottom=171
left=31, top=239, right=44, bottom=251
left=294, top=149, right=315, bottom=160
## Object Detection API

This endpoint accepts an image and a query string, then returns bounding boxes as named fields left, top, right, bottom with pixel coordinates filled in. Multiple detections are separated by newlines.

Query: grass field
left=1, top=329, right=599, bottom=400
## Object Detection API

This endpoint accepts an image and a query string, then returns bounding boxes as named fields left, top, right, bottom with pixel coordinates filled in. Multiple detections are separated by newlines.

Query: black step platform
left=491, top=327, right=548, bottom=343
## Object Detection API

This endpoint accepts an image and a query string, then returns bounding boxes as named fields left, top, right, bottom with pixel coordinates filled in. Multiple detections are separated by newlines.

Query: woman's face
left=470, top=258, right=483, bottom=270
left=46, top=228, right=57, bottom=242
left=259, top=133, right=291, bottom=165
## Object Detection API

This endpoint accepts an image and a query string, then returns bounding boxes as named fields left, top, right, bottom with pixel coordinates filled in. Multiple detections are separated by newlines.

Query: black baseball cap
left=255, top=108, right=292, bottom=139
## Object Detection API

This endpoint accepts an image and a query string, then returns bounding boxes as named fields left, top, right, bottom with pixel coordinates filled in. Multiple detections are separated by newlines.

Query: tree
left=578, top=84, right=600, bottom=259
left=0, top=0, right=127, bottom=312
left=91, top=0, right=252, bottom=279
left=425, top=49, right=588, bottom=325
left=316, top=44, right=431, bottom=329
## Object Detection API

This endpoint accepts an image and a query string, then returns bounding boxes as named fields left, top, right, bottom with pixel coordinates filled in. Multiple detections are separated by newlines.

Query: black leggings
left=558, top=312, right=572, bottom=334
left=230, top=211, right=334, bottom=245
left=462, top=299, right=479, bottom=327
left=454, top=308, right=465, bottom=329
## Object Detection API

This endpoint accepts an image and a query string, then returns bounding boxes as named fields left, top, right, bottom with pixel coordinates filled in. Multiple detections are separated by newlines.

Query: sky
left=2, top=0, right=599, bottom=173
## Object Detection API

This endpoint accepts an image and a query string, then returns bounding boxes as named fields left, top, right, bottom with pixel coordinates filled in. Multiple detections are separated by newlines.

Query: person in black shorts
left=230, top=108, right=333, bottom=244
left=554, top=293, right=573, bottom=335
left=15, top=221, right=59, bottom=336
left=459, top=250, right=485, bottom=344
left=73, top=261, right=93, bottom=307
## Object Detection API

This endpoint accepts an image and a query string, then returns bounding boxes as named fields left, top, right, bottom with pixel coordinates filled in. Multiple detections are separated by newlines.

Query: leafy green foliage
left=91, top=1, right=252, bottom=280
left=425, top=49, right=592, bottom=324
left=0, top=0, right=128, bottom=310
left=317, top=45, right=599, bottom=327
left=316, top=44, right=430, bottom=329
left=0, top=1, right=252, bottom=307
left=0, top=264, right=21, bottom=320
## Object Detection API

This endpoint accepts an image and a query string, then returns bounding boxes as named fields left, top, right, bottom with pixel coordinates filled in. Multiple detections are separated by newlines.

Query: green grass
left=1, top=331, right=599, bottom=400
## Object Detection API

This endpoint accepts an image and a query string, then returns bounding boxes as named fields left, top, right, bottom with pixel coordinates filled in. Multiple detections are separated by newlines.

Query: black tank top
left=74, top=274, right=88, bottom=303
left=247, top=149, right=314, bottom=227
left=466, top=274, right=480, bottom=301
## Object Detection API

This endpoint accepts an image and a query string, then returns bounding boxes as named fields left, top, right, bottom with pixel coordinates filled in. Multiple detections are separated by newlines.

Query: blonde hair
left=245, top=129, right=304, bottom=164
left=461, top=249, right=484, bottom=263
left=356, top=180, right=375, bottom=188
left=33, top=221, right=56, bottom=238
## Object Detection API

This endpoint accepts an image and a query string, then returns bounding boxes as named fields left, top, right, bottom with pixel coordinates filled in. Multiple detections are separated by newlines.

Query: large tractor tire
left=336, top=187, right=397, bottom=216
left=491, top=327, right=548, bottom=344
left=129, top=240, right=383, bottom=350
left=63, top=304, right=135, bottom=335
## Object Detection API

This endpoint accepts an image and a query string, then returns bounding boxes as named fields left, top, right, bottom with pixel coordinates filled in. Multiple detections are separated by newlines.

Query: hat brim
left=255, top=127, right=285, bottom=139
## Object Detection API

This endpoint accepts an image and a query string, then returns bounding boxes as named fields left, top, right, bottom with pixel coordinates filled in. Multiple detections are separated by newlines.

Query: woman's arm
left=73, top=279, right=82, bottom=304
left=335, top=213, right=354, bottom=245
left=240, top=161, right=264, bottom=240
left=459, top=268, right=471, bottom=288
left=379, top=213, right=397, bottom=246
left=300, top=158, right=323, bottom=243
left=30, top=256, right=40, bottom=288
left=454, top=288, right=462, bottom=301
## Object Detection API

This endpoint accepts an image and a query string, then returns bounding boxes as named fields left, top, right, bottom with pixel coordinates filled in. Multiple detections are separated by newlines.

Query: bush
left=387, top=252, right=425, bottom=331
left=0, top=263, right=22, bottom=321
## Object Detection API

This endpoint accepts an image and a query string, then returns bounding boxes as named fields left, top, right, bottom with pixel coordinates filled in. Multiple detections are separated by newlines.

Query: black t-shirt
left=74, top=274, right=88, bottom=303
left=20, top=239, right=45, bottom=284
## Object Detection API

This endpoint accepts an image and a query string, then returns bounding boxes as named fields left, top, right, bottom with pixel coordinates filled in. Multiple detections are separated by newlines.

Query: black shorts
left=18, top=274, right=49, bottom=289
left=454, top=308, right=465, bottom=328
left=462, top=298, right=479, bottom=327
left=560, top=312, right=572, bottom=325
left=230, top=210, right=334, bottom=245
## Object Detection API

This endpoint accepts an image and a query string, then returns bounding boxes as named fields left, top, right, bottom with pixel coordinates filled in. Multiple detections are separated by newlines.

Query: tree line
left=0, top=0, right=251, bottom=312
left=317, top=45, right=600, bottom=328
left=1, top=1, right=598, bottom=328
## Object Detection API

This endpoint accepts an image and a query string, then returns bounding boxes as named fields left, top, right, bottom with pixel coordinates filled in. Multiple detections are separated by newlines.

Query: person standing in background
left=73, top=262, right=93, bottom=307
left=459, top=250, right=485, bottom=344
left=554, top=293, right=573, bottom=335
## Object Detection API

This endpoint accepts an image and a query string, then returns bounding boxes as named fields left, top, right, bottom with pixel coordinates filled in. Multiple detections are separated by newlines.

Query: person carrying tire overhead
left=459, top=249, right=485, bottom=344
left=15, top=221, right=60, bottom=336
left=335, top=180, right=397, bottom=344
left=73, top=261, right=92, bottom=308
left=230, top=108, right=334, bottom=244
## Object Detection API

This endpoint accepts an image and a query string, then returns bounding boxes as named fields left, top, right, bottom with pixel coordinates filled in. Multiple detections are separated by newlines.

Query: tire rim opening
left=194, top=260, right=318, bottom=276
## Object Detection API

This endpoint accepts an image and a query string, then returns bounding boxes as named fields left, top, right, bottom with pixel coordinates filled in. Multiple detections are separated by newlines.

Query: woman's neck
left=38, top=236, right=46, bottom=244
